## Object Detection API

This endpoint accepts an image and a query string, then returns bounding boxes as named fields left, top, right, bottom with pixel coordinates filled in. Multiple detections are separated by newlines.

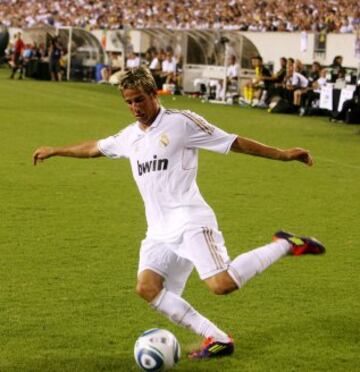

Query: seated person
left=293, top=62, right=320, bottom=109
left=126, top=51, right=140, bottom=70
left=263, top=57, right=288, bottom=104
left=111, top=52, right=124, bottom=73
left=243, top=55, right=271, bottom=104
left=31, top=43, right=43, bottom=60
left=329, top=55, right=344, bottom=82
left=160, top=48, right=177, bottom=87
left=148, top=49, right=163, bottom=89
left=299, top=68, right=327, bottom=116
left=266, top=57, right=287, bottom=86
left=334, top=68, right=347, bottom=89
left=227, top=55, right=239, bottom=91
left=307, top=61, right=321, bottom=85
left=294, top=59, right=308, bottom=77
left=100, top=52, right=123, bottom=84
left=282, top=62, right=309, bottom=107
left=330, top=84, right=360, bottom=122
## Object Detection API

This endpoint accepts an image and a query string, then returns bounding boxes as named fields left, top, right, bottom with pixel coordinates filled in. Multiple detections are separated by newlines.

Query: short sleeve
left=97, top=129, right=129, bottom=159
left=183, top=111, right=237, bottom=154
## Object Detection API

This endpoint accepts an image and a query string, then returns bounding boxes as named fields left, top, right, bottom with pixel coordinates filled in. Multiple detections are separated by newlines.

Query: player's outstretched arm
left=33, top=140, right=103, bottom=166
left=230, top=136, right=313, bottom=166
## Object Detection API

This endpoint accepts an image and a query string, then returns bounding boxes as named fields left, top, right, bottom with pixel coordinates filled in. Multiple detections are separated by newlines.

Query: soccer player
left=33, top=66, right=325, bottom=360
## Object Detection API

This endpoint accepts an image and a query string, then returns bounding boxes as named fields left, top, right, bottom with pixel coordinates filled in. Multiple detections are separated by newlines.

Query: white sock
left=228, top=239, right=290, bottom=288
left=151, top=289, right=230, bottom=343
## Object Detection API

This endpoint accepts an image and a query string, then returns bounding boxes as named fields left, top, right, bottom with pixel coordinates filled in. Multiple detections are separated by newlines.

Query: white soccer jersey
left=97, top=108, right=237, bottom=241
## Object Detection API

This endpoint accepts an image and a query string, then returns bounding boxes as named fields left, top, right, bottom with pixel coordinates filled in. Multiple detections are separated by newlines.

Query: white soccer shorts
left=138, top=226, right=231, bottom=295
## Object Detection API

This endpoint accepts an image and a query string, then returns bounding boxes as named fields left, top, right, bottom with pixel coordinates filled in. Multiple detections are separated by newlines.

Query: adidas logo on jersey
left=137, top=155, right=168, bottom=176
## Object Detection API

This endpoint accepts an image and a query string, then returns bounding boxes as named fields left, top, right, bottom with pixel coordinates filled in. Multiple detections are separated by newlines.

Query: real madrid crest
left=159, top=133, right=170, bottom=148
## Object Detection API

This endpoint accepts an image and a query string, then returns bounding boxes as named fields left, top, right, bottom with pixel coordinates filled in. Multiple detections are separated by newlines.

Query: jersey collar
left=137, top=107, right=165, bottom=132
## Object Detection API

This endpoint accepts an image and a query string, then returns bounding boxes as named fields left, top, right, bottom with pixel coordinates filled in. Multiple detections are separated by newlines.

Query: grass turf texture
left=1, top=67, right=359, bottom=371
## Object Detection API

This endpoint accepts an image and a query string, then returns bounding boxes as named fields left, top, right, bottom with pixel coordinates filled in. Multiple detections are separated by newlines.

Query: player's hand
left=33, top=147, right=55, bottom=166
left=283, top=148, right=313, bottom=166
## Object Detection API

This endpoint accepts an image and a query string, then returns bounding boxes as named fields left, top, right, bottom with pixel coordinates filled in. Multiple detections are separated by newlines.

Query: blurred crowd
left=233, top=54, right=360, bottom=123
left=5, top=32, right=359, bottom=123
left=99, top=46, right=182, bottom=91
left=5, top=31, right=181, bottom=87
left=1, top=0, right=359, bottom=33
left=239, top=55, right=340, bottom=112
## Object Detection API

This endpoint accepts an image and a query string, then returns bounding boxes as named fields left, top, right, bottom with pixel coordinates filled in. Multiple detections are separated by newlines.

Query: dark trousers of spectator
left=266, top=85, right=284, bottom=104
left=300, top=90, right=320, bottom=110
left=10, top=65, right=24, bottom=79
left=10, top=54, right=24, bottom=79
left=267, top=85, right=296, bottom=106
left=332, top=99, right=359, bottom=121
left=281, top=88, right=295, bottom=104
left=150, top=71, right=162, bottom=89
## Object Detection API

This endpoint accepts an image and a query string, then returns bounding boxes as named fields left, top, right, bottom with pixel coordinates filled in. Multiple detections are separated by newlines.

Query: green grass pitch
left=1, top=68, right=359, bottom=371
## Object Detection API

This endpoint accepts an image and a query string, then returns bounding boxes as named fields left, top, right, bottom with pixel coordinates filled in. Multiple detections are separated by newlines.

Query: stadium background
left=1, top=2, right=360, bottom=371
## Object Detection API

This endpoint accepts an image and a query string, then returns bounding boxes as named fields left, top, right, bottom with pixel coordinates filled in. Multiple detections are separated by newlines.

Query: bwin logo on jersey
left=137, top=155, right=168, bottom=176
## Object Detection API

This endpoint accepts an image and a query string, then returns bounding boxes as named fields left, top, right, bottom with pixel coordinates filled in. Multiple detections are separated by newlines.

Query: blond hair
left=119, top=66, right=157, bottom=95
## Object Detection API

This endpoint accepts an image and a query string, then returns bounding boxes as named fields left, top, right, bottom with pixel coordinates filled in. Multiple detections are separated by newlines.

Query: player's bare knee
left=205, top=272, right=237, bottom=295
left=136, top=270, right=164, bottom=302
left=136, top=281, right=162, bottom=302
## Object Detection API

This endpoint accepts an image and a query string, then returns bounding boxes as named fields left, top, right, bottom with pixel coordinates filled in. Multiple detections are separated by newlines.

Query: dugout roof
left=25, top=26, right=105, bottom=66
left=133, top=29, right=259, bottom=68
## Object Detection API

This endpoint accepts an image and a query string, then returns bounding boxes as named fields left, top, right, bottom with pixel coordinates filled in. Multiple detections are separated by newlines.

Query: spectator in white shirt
left=161, top=48, right=177, bottom=86
left=299, top=68, right=327, bottom=116
left=126, top=51, right=140, bottom=70
left=227, top=55, right=239, bottom=84
left=283, top=63, right=308, bottom=107
left=148, top=49, right=163, bottom=88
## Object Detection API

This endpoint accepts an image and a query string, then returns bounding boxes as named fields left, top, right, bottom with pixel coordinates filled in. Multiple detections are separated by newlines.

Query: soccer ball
left=134, top=328, right=181, bottom=371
